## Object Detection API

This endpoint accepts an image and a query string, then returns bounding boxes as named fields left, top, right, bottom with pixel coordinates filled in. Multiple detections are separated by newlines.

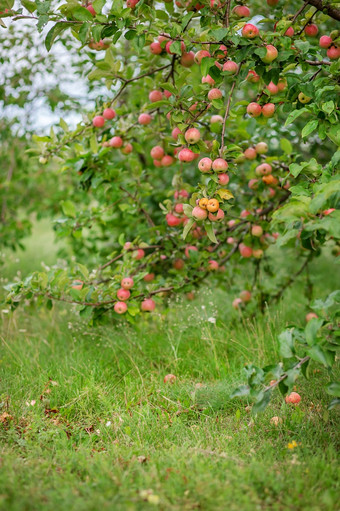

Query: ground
left=0, top=221, right=339, bottom=510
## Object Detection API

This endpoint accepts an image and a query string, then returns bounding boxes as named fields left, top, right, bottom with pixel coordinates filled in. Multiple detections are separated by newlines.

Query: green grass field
left=1, top=221, right=339, bottom=510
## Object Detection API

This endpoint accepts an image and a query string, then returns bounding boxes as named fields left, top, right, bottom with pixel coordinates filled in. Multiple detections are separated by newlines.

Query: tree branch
left=306, top=0, right=340, bottom=21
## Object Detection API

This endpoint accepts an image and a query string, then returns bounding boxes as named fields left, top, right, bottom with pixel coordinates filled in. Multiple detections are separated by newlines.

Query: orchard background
left=0, top=0, right=340, bottom=509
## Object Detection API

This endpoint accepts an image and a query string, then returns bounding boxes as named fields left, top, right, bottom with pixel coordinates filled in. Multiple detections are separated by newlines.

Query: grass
left=0, top=221, right=339, bottom=510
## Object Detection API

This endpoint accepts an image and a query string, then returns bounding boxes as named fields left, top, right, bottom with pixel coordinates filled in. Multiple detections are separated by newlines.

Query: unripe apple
left=207, top=199, right=219, bottom=213
left=166, top=40, right=185, bottom=55
left=92, top=115, right=105, bottom=127
left=71, top=279, right=83, bottom=290
left=199, top=198, right=209, bottom=210
left=327, top=45, right=340, bottom=59
left=248, top=178, right=259, bottom=190
left=232, top=5, right=250, bottom=17
left=319, top=35, right=332, bottom=49
left=212, top=158, right=228, bottom=172
left=172, top=127, right=182, bottom=140
left=150, top=146, right=164, bottom=160
left=202, top=74, right=215, bottom=85
left=86, top=4, right=96, bottom=15
left=117, top=288, right=130, bottom=301
left=306, top=312, right=318, bottom=322
left=133, top=249, right=145, bottom=260
left=239, top=243, right=253, bottom=258
left=208, top=88, right=223, bottom=101
left=253, top=249, right=263, bottom=258
left=262, top=103, right=275, bottom=118
left=114, top=301, right=127, bottom=314
left=178, top=148, right=197, bottom=162
left=285, top=392, right=301, bottom=404
left=185, top=128, right=200, bottom=144
left=246, top=70, right=260, bottom=83
left=121, top=277, right=134, bottom=290
left=194, top=49, right=211, bottom=64
left=172, top=258, right=184, bottom=272
left=150, top=41, right=163, bottom=54
left=192, top=206, right=208, bottom=220
left=208, top=209, right=224, bottom=222
left=208, top=259, right=219, bottom=270
left=244, top=147, right=257, bottom=160
left=305, top=24, right=318, bottom=37
left=261, top=45, right=278, bottom=64
left=138, top=113, right=152, bottom=125
left=252, top=225, right=263, bottom=237
left=164, top=373, right=176, bottom=383
left=255, top=142, right=268, bottom=154
left=240, top=290, right=251, bottom=302
left=166, top=213, right=182, bottom=227
left=218, top=173, right=229, bottom=185
left=103, top=108, right=116, bottom=120
left=247, top=102, right=262, bottom=118
left=181, top=51, right=195, bottom=67
left=242, top=23, right=259, bottom=38
left=198, top=157, right=212, bottom=173
left=185, top=245, right=198, bottom=257
left=232, top=297, right=242, bottom=309
left=149, top=90, right=163, bottom=102
left=266, top=81, right=279, bottom=95
left=298, top=92, right=311, bottom=104
left=121, top=143, right=132, bottom=154
left=256, top=163, right=272, bottom=176
left=109, top=136, right=123, bottom=148
left=223, top=61, right=239, bottom=74
left=141, top=298, right=156, bottom=312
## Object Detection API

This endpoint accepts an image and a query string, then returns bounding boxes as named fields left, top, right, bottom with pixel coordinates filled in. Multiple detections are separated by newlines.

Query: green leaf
left=308, top=345, right=335, bottom=368
left=72, top=6, right=94, bottom=21
left=326, top=382, right=340, bottom=397
left=252, top=390, right=272, bottom=415
left=284, top=108, right=308, bottom=126
left=302, top=119, right=318, bottom=138
left=230, top=385, right=250, bottom=399
left=205, top=223, right=217, bottom=244
left=60, top=200, right=76, bottom=218
left=305, top=318, right=323, bottom=346
left=328, top=398, right=340, bottom=410
left=278, top=329, right=295, bottom=358
left=182, top=218, right=195, bottom=240
left=280, top=138, right=292, bottom=155
left=21, top=0, right=37, bottom=13
left=45, top=22, right=69, bottom=51
left=322, top=101, right=335, bottom=114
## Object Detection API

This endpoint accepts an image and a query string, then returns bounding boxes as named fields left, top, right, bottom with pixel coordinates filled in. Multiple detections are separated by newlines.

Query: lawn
left=0, top=221, right=339, bottom=511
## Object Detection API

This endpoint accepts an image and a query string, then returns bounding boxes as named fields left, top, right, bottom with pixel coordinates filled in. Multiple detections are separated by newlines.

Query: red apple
left=92, top=115, right=105, bottom=127
left=103, top=108, right=116, bottom=120
left=247, top=102, right=262, bottom=117
left=242, top=23, right=259, bottom=39
left=141, top=298, right=156, bottom=312
left=114, top=301, right=128, bottom=314
left=285, top=392, right=301, bottom=404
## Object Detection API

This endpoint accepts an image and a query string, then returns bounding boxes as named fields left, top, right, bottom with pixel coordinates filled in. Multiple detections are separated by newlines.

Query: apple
left=208, top=209, right=224, bottom=222
left=232, top=297, right=242, bottom=309
left=247, top=102, right=262, bottom=117
left=246, top=70, right=260, bottom=83
left=124, top=242, right=132, bottom=250
left=327, top=45, right=340, bottom=60
left=133, top=249, right=145, bottom=260
left=109, top=136, right=123, bottom=148
left=252, top=225, right=263, bottom=237
left=163, top=373, right=176, bottom=383
left=248, top=178, right=259, bottom=190
left=185, top=245, right=198, bottom=257
left=255, top=142, right=268, bottom=154
left=305, top=24, right=318, bottom=37
left=306, top=312, right=318, bottom=322
left=174, top=189, right=189, bottom=199
left=323, top=208, right=335, bottom=216
left=253, top=249, right=263, bottom=258
left=92, top=115, right=105, bottom=127
left=178, top=148, right=197, bottom=162
left=261, top=45, right=278, bottom=64
left=232, top=5, right=250, bottom=17
left=298, top=92, right=311, bottom=104
left=186, top=292, right=195, bottom=300
left=207, top=199, right=219, bottom=212
left=192, top=206, right=208, bottom=220
left=150, top=146, right=164, bottom=160
left=114, top=301, right=128, bottom=314
left=223, top=61, right=239, bottom=74
left=218, top=173, right=229, bottom=185
left=277, top=78, right=287, bottom=91
left=185, top=128, right=200, bottom=144
left=144, top=273, right=155, bottom=282
left=198, top=157, right=212, bottom=173
left=174, top=203, right=184, bottom=214
left=126, top=0, right=139, bottom=7
left=210, top=115, right=224, bottom=123
left=86, top=4, right=96, bottom=15
left=208, top=260, right=219, bottom=270
left=141, top=298, right=156, bottom=312
left=149, top=90, right=163, bottom=102
left=138, top=113, right=152, bottom=125
left=240, top=290, right=251, bottom=302
left=227, top=237, right=235, bottom=244
left=212, top=158, right=228, bottom=172
left=194, top=49, right=211, bottom=64
left=319, top=35, right=332, bottom=49
left=172, top=127, right=182, bottom=140
left=239, top=243, right=253, bottom=257
left=181, top=51, right=195, bottom=67
left=198, top=198, right=209, bottom=209
left=166, top=213, right=182, bottom=227
left=173, top=258, right=185, bottom=270
left=285, top=392, right=301, bottom=404
left=262, top=174, right=278, bottom=186
left=256, top=163, right=272, bottom=175
left=242, top=23, right=259, bottom=39
left=202, top=74, right=215, bottom=85
left=161, top=155, right=175, bottom=166
left=240, top=209, right=251, bottom=218
left=121, top=277, right=134, bottom=290
left=208, top=88, right=223, bottom=101
left=150, top=41, right=163, bottom=54
left=262, top=103, right=275, bottom=117
left=266, top=81, right=279, bottom=95
left=121, top=143, right=132, bottom=154
left=117, top=288, right=130, bottom=301
left=166, top=40, right=186, bottom=55
left=103, top=108, right=116, bottom=120
left=244, top=147, right=257, bottom=160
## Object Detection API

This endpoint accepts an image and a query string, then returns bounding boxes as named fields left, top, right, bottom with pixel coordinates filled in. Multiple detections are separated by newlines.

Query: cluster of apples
left=232, top=289, right=252, bottom=309
left=114, top=277, right=156, bottom=315
left=319, top=34, right=340, bottom=60
left=192, top=197, right=224, bottom=223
